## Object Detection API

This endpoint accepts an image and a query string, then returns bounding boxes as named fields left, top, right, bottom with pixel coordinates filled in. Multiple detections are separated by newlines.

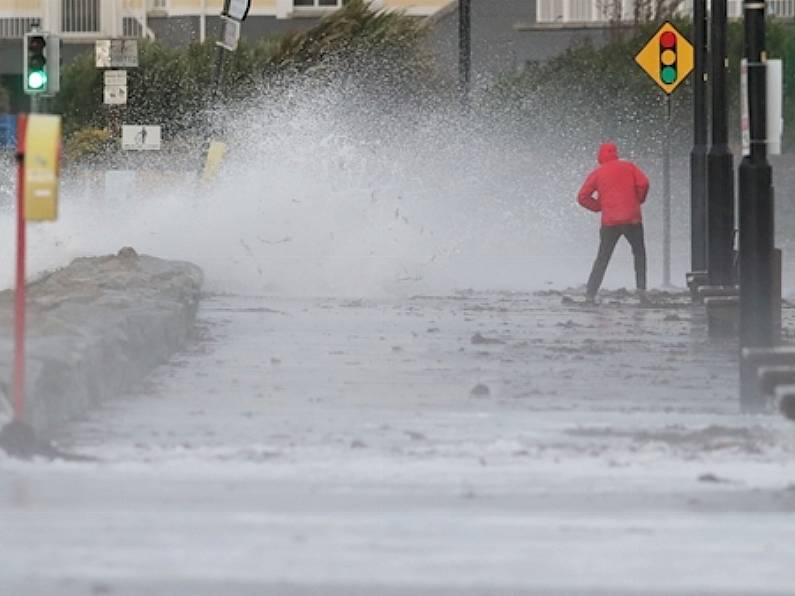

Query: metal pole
left=458, top=0, right=471, bottom=100
left=690, top=0, right=708, bottom=275
left=13, top=114, right=27, bottom=422
left=739, top=0, right=775, bottom=412
left=211, top=45, right=225, bottom=100
left=663, top=94, right=672, bottom=288
left=212, top=0, right=231, bottom=100
left=201, top=0, right=208, bottom=43
left=706, top=0, right=735, bottom=286
left=203, top=0, right=229, bottom=169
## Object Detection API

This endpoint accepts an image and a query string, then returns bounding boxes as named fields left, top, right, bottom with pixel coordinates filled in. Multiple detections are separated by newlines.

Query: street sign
left=96, top=39, right=139, bottom=69
left=0, top=115, right=15, bottom=149
left=104, top=70, right=128, bottom=105
left=217, top=16, right=241, bottom=51
left=104, top=85, right=128, bottom=105
left=104, top=70, right=127, bottom=85
left=122, top=125, right=161, bottom=151
left=224, top=0, right=252, bottom=21
left=634, top=21, right=694, bottom=95
left=202, top=140, right=228, bottom=183
left=24, top=114, right=61, bottom=221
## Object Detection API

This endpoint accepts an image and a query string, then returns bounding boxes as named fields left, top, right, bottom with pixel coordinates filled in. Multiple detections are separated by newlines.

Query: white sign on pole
left=96, top=40, right=139, bottom=68
left=104, top=70, right=127, bottom=85
left=225, top=0, right=252, bottom=21
left=741, top=59, right=750, bottom=156
left=122, top=125, right=161, bottom=151
left=767, top=59, right=783, bottom=156
left=217, top=16, right=241, bottom=51
left=741, top=58, right=784, bottom=157
left=103, top=69, right=128, bottom=105
left=104, top=85, right=128, bottom=105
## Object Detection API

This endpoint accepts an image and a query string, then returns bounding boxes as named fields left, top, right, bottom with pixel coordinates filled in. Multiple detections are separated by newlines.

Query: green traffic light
left=661, top=66, right=677, bottom=84
left=28, top=70, right=47, bottom=90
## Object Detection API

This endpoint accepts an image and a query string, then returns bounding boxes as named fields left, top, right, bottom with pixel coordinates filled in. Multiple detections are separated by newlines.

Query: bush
left=53, top=0, right=441, bottom=138
left=63, top=127, right=114, bottom=163
left=0, top=85, right=9, bottom=113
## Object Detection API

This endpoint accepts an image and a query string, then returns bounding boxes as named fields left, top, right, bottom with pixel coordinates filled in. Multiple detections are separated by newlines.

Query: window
left=62, top=0, right=101, bottom=33
left=294, top=0, right=344, bottom=7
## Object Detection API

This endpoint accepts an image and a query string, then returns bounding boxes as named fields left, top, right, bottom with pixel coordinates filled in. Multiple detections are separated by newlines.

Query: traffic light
left=24, top=32, right=48, bottom=94
left=659, top=30, right=678, bottom=86
left=23, top=31, right=59, bottom=96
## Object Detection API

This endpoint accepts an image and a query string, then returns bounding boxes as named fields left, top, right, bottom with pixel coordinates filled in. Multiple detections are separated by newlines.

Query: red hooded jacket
left=577, top=143, right=650, bottom=227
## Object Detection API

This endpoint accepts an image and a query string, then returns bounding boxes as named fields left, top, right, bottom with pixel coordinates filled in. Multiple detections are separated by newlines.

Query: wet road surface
left=2, top=291, right=795, bottom=595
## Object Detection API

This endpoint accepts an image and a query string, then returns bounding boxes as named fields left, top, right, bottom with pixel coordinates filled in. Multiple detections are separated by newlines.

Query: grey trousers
left=586, top=223, right=647, bottom=298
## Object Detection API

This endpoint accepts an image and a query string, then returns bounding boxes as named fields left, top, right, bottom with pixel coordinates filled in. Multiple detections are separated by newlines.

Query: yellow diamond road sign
left=635, top=21, right=694, bottom=95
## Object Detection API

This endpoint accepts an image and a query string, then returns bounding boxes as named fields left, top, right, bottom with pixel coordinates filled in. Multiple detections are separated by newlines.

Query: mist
left=0, top=73, right=695, bottom=297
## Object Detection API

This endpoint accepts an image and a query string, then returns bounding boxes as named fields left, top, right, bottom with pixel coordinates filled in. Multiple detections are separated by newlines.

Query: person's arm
left=577, top=170, right=601, bottom=212
left=634, top=166, right=650, bottom=204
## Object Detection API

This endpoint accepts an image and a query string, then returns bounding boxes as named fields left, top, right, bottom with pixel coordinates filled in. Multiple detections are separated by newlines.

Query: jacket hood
left=598, top=143, right=619, bottom=164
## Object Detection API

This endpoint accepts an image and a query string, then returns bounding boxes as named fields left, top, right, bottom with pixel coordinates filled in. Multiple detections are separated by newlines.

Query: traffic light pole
left=689, top=0, right=708, bottom=276
left=739, top=0, right=776, bottom=412
left=706, top=0, right=735, bottom=286
left=458, top=0, right=471, bottom=101
left=663, top=94, right=672, bottom=288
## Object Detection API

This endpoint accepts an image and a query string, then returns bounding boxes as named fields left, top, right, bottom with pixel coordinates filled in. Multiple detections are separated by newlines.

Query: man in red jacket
left=577, top=142, right=650, bottom=304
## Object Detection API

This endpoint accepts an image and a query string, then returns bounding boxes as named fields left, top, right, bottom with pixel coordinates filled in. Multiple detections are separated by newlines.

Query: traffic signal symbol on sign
left=635, top=22, right=694, bottom=95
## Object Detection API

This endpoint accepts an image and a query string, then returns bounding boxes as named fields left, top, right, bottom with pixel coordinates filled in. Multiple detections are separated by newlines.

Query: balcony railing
left=0, top=17, right=38, bottom=39
left=0, top=0, right=154, bottom=39
left=536, top=0, right=795, bottom=23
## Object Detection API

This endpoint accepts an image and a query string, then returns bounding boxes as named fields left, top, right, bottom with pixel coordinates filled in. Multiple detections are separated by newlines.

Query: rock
left=0, top=251, right=203, bottom=435
left=471, top=332, right=505, bottom=345
left=556, top=319, right=579, bottom=329
left=697, top=472, right=732, bottom=484
left=0, top=419, right=95, bottom=461
left=117, top=246, right=138, bottom=261
left=470, top=383, right=491, bottom=398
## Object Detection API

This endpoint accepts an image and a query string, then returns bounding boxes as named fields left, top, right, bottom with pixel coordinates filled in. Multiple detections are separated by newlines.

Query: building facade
left=0, top=0, right=453, bottom=72
left=0, top=0, right=453, bottom=109
left=0, top=0, right=452, bottom=43
left=427, top=0, right=794, bottom=88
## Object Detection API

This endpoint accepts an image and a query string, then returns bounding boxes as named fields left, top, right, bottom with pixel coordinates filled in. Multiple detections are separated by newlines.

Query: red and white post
left=14, top=114, right=27, bottom=422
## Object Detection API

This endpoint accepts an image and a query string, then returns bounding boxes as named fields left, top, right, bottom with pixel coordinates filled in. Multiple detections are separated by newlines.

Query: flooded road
left=2, top=291, right=795, bottom=595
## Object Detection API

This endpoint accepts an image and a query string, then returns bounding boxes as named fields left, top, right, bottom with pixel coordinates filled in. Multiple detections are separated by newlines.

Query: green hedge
left=53, top=0, right=439, bottom=138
